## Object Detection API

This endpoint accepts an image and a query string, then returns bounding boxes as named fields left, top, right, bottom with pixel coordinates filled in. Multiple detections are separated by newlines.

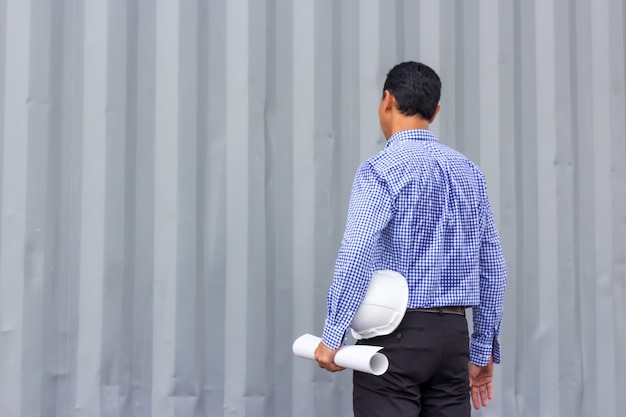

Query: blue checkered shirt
left=321, top=129, right=507, bottom=366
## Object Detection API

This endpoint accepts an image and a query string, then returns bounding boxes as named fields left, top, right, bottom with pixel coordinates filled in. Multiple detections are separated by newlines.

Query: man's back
left=367, top=129, right=485, bottom=308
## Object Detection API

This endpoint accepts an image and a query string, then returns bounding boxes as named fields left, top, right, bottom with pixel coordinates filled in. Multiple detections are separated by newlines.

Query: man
left=314, top=62, right=507, bottom=417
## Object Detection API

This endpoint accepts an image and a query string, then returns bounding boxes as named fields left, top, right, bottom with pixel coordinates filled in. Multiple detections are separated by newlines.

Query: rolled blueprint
left=292, top=334, right=389, bottom=376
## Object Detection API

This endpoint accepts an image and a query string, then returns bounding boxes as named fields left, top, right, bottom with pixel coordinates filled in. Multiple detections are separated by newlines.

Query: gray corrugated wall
left=0, top=1, right=624, bottom=416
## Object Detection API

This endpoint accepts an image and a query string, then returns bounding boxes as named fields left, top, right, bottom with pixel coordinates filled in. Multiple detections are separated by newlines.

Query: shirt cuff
left=321, top=320, right=348, bottom=350
left=470, top=336, right=501, bottom=366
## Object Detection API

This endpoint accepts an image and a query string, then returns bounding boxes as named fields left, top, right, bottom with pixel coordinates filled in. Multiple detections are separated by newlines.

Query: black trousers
left=353, top=311, right=471, bottom=417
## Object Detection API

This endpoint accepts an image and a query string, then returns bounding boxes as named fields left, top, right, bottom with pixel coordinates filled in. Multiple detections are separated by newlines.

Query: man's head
left=378, top=62, right=441, bottom=139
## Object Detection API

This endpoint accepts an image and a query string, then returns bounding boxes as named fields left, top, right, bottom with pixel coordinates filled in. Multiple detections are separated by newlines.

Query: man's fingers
left=471, top=384, right=492, bottom=410
left=314, top=353, right=344, bottom=372
left=314, top=341, right=344, bottom=372
left=480, top=384, right=489, bottom=407
left=471, top=386, right=481, bottom=410
left=324, top=361, right=344, bottom=372
left=318, top=361, right=344, bottom=372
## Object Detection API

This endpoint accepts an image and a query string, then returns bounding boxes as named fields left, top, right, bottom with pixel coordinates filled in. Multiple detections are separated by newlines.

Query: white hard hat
left=350, top=270, right=409, bottom=340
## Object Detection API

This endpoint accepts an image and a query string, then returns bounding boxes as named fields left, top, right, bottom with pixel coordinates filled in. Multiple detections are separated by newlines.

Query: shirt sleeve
left=321, top=161, right=394, bottom=349
left=470, top=173, right=507, bottom=366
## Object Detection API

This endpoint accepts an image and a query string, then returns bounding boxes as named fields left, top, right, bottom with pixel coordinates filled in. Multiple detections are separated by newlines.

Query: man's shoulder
left=362, top=140, right=487, bottom=192
left=367, top=140, right=429, bottom=167
left=362, top=147, right=411, bottom=179
left=357, top=143, right=431, bottom=193
left=428, top=141, right=486, bottom=179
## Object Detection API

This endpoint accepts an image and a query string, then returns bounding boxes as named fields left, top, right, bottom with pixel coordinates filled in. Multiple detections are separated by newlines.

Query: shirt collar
left=385, top=129, right=439, bottom=148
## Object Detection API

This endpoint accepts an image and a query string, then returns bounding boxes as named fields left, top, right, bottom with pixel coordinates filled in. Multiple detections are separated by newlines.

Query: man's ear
left=382, top=90, right=395, bottom=112
left=428, top=104, right=441, bottom=123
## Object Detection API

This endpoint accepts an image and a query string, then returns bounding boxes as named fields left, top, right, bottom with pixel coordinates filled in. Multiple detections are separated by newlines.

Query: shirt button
left=396, top=333, right=402, bottom=339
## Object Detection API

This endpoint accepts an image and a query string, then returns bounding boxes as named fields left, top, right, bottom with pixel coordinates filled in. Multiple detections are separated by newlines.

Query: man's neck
left=388, top=117, right=429, bottom=138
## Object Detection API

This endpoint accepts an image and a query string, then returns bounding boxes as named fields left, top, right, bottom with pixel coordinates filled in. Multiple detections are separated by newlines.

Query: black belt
left=406, top=306, right=466, bottom=316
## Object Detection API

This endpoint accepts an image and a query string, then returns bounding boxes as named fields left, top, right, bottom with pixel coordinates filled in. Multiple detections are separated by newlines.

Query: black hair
left=382, top=61, right=441, bottom=120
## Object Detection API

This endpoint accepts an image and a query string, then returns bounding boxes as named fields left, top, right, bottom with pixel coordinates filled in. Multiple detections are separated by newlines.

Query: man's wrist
left=470, top=339, right=493, bottom=366
left=321, top=324, right=346, bottom=350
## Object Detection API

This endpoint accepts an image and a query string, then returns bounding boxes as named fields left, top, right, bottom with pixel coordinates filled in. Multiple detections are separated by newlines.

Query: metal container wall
left=0, top=1, right=624, bottom=416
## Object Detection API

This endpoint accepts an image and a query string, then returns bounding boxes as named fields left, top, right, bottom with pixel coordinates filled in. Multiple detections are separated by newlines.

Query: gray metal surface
left=0, top=0, right=625, bottom=416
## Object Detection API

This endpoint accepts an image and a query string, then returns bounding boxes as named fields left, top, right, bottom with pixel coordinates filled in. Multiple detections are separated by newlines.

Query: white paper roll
left=292, top=333, right=389, bottom=376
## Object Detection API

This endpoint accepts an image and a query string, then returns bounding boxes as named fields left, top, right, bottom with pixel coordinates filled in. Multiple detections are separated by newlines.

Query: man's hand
left=468, top=357, right=494, bottom=410
left=314, top=342, right=345, bottom=373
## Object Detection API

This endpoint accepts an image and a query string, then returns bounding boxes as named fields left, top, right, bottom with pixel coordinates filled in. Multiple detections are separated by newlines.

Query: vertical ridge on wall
left=590, top=2, right=616, bottom=416
left=266, top=0, right=294, bottom=417
left=0, top=0, right=6, bottom=303
left=153, top=1, right=179, bottom=416
left=534, top=1, right=559, bottom=416
left=457, top=0, right=481, bottom=163
left=357, top=0, right=381, bottom=161
left=520, top=0, right=541, bottom=414
left=609, top=1, right=626, bottom=415
left=477, top=0, right=501, bottom=221
left=554, top=0, right=581, bottom=416
left=264, top=1, right=294, bottom=417
left=572, top=1, right=598, bottom=415
left=101, top=1, right=130, bottom=416
left=263, top=0, right=279, bottom=409
left=45, top=1, right=71, bottom=414
left=418, top=0, right=439, bottom=135
left=175, top=1, right=199, bottom=416
left=246, top=0, right=268, bottom=415
left=19, top=0, right=40, bottom=413
left=195, top=1, right=212, bottom=415
left=291, top=1, right=315, bottom=415
left=128, top=1, right=157, bottom=415
left=66, top=0, right=85, bottom=413
left=203, top=0, right=227, bottom=416
left=22, top=1, right=53, bottom=415
left=437, top=1, right=460, bottom=152
left=224, top=0, right=249, bottom=415
left=75, top=0, right=107, bottom=415
left=0, top=1, right=30, bottom=416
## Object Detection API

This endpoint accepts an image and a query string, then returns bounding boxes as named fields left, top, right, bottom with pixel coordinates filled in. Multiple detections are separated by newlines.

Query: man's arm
left=470, top=175, right=507, bottom=366
left=468, top=174, right=506, bottom=410
left=320, top=161, right=394, bottom=351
